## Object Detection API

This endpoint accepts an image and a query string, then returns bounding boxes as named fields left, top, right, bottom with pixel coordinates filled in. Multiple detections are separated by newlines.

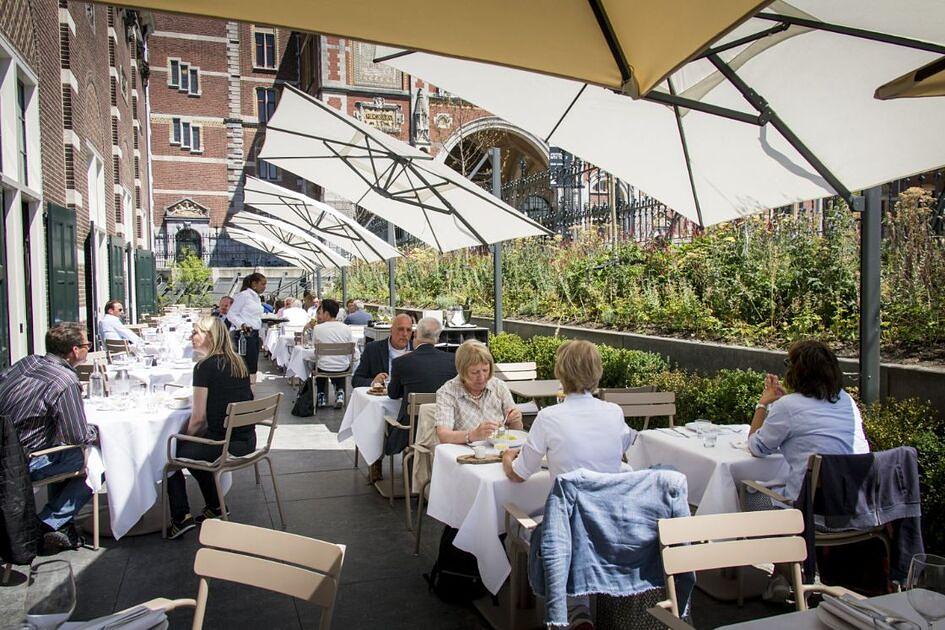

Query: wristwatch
left=755, top=403, right=769, bottom=412
left=464, top=431, right=471, bottom=444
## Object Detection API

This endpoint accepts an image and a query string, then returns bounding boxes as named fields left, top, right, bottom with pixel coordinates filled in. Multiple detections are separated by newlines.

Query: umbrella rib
left=699, top=22, right=790, bottom=58
left=545, top=84, right=588, bottom=143
left=586, top=0, right=633, bottom=91
left=754, top=13, right=945, bottom=56
left=667, top=78, right=704, bottom=228
left=644, top=91, right=763, bottom=126
left=706, top=53, right=854, bottom=207
left=406, top=162, right=488, bottom=246
left=400, top=164, right=445, bottom=252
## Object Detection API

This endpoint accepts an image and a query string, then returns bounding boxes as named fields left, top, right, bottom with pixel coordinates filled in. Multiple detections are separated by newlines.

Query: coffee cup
left=473, top=445, right=487, bottom=459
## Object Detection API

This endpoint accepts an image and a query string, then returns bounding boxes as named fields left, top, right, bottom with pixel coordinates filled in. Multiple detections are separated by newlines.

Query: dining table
left=504, top=379, right=561, bottom=402
left=426, top=443, right=554, bottom=595
left=627, top=424, right=788, bottom=515
left=336, top=387, right=401, bottom=467
left=718, top=590, right=930, bottom=629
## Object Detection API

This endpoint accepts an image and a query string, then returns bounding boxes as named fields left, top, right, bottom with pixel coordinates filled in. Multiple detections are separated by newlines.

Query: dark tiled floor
left=0, top=359, right=793, bottom=629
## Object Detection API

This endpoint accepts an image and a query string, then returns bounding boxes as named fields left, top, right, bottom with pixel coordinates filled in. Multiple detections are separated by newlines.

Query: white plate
left=488, top=429, right=528, bottom=449
left=685, top=420, right=715, bottom=431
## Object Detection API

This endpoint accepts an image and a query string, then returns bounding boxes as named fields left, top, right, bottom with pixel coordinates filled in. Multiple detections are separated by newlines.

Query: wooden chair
left=738, top=453, right=893, bottom=563
left=393, top=393, right=437, bottom=524
left=29, top=444, right=100, bottom=550
left=600, top=389, right=675, bottom=429
left=656, top=509, right=862, bottom=622
left=104, top=339, right=131, bottom=360
left=504, top=503, right=544, bottom=629
left=161, top=394, right=286, bottom=536
left=495, top=362, right=540, bottom=417
left=409, top=403, right=437, bottom=556
left=311, top=342, right=356, bottom=413
left=98, top=520, right=345, bottom=629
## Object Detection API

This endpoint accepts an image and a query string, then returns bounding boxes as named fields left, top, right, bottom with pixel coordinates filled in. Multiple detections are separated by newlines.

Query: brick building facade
left=0, top=0, right=154, bottom=368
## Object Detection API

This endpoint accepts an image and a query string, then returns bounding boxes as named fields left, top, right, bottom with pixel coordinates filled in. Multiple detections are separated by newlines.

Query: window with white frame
left=168, top=58, right=200, bottom=96
left=170, top=118, right=201, bottom=153
left=169, top=59, right=180, bottom=86
left=254, top=30, right=276, bottom=69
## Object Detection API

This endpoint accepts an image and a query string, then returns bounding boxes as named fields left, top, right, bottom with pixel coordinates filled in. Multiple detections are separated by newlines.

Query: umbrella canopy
left=226, top=226, right=341, bottom=271
left=242, top=177, right=400, bottom=263
left=257, top=86, right=550, bottom=252
left=102, top=0, right=766, bottom=99
left=379, top=0, right=945, bottom=226
left=875, top=56, right=945, bottom=100
left=227, top=215, right=350, bottom=270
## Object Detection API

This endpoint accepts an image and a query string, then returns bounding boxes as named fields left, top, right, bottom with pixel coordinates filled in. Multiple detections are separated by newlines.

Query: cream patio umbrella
left=226, top=217, right=350, bottom=270
left=102, top=0, right=767, bottom=99
left=256, top=86, right=551, bottom=252
left=241, top=176, right=401, bottom=263
left=225, top=227, right=343, bottom=272
left=378, top=0, right=945, bottom=227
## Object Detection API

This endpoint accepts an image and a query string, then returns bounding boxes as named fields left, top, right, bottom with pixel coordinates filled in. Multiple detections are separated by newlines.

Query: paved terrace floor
left=0, top=357, right=794, bottom=629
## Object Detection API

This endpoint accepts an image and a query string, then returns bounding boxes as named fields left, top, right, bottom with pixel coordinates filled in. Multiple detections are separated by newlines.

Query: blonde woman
left=435, top=340, right=523, bottom=445
left=165, top=316, right=254, bottom=539
left=503, top=340, right=632, bottom=482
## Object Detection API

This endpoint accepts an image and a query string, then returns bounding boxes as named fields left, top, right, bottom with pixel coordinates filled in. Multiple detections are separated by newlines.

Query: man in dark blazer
left=385, top=317, right=456, bottom=455
left=352, top=313, right=414, bottom=388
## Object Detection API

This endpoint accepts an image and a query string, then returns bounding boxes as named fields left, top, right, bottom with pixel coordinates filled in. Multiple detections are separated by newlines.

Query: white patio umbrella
left=102, top=0, right=767, bottom=99
left=379, top=0, right=945, bottom=226
left=242, top=176, right=401, bottom=262
left=226, top=217, right=350, bottom=270
left=226, top=227, right=341, bottom=272
left=256, top=86, right=551, bottom=252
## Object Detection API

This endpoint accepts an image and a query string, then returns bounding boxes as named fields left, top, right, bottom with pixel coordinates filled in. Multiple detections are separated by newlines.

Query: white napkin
left=818, top=595, right=920, bottom=630
left=66, top=606, right=167, bottom=630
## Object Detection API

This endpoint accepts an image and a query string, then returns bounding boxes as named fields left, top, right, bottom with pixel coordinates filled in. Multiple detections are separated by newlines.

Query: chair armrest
left=163, top=383, right=184, bottom=391
left=29, top=444, right=87, bottom=459
left=504, top=502, right=540, bottom=531
left=384, top=415, right=409, bottom=431
left=135, top=597, right=198, bottom=612
left=413, top=444, right=433, bottom=455
left=799, top=584, right=866, bottom=600
left=740, top=479, right=791, bottom=504
left=647, top=606, right=695, bottom=630
left=167, top=433, right=225, bottom=460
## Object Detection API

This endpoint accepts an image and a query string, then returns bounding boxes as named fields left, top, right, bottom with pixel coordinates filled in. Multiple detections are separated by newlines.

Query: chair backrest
left=192, top=519, right=344, bottom=630
left=600, top=390, right=675, bottom=429
left=223, top=393, right=282, bottom=456
left=598, top=386, right=655, bottom=397
left=658, top=509, right=807, bottom=616
left=105, top=339, right=130, bottom=358
left=407, top=392, right=437, bottom=442
left=494, top=362, right=538, bottom=382
left=313, top=342, right=356, bottom=358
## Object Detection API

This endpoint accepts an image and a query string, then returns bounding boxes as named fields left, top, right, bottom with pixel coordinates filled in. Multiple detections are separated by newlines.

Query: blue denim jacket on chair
left=528, top=468, right=695, bottom=627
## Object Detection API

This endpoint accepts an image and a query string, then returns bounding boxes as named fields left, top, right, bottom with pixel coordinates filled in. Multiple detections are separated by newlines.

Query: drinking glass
left=907, top=554, right=945, bottom=630
left=25, top=560, right=75, bottom=629
left=701, top=428, right=719, bottom=448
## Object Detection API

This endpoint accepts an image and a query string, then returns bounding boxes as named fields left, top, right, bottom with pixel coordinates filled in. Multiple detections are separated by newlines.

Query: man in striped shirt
left=0, top=322, right=97, bottom=551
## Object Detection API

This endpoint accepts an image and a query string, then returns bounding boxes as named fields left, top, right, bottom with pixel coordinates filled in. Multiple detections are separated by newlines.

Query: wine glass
left=25, top=560, right=75, bottom=629
left=907, top=553, right=945, bottom=630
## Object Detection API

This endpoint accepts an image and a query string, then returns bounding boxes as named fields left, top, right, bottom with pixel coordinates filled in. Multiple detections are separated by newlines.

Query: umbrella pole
left=859, top=186, right=882, bottom=404
left=316, top=269, right=322, bottom=298
left=387, top=221, right=396, bottom=310
left=491, top=147, right=503, bottom=336
left=341, top=268, right=347, bottom=305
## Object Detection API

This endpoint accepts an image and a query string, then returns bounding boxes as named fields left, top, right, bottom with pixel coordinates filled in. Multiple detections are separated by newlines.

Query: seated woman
left=165, top=316, right=255, bottom=539
left=435, top=340, right=523, bottom=445
left=503, top=340, right=632, bottom=482
left=748, top=339, right=870, bottom=508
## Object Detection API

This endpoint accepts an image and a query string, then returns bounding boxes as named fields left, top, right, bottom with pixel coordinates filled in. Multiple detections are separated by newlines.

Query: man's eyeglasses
left=77, top=342, right=92, bottom=349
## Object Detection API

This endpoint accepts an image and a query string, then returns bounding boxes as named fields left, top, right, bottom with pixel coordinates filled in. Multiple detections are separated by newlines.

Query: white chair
left=600, top=389, right=675, bottom=429
left=311, top=342, right=356, bottom=413
left=495, top=362, right=540, bottom=417
left=394, top=394, right=437, bottom=526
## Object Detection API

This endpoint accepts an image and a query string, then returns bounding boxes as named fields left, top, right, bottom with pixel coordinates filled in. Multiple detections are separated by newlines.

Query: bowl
left=487, top=429, right=528, bottom=449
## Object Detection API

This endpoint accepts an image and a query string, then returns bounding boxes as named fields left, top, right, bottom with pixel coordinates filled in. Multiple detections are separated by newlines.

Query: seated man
left=352, top=313, right=413, bottom=388
left=385, top=317, right=456, bottom=455
left=213, top=296, right=234, bottom=321
left=100, top=299, right=143, bottom=345
left=311, top=299, right=360, bottom=409
left=343, top=299, right=373, bottom=326
left=280, top=297, right=310, bottom=327
left=302, top=292, right=319, bottom=318
left=0, top=322, right=98, bottom=551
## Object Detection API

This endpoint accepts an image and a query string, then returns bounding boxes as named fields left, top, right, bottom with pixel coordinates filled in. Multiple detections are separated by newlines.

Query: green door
left=46, top=202, right=79, bottom=325
left=108, top=235, right=126, bottom=304
left=134, top=248, right=156, bottom=318
left=0, top=190, right=9, bottom=369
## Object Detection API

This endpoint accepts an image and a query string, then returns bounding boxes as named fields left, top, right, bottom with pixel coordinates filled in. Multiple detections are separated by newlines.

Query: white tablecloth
left=336, top=387, right=400, bottom=464
left=427, top=443, right=554, bottom=595
left=627, top=426, right=788, bottom=514
left=263, top=328, right=282, bottom=353
left=286, top=346, right=314, bottom=380
left=85, top=401, right=191, bottom=539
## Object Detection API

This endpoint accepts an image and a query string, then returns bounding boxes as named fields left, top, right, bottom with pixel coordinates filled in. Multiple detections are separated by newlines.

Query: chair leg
left=413, top=480, right=430, bottom=557
left=254, top=463, right=261, bottom=485
left=353, top=447, right=359, bottom=469
left=265, top=457, right=287, bottom=529
left=389, top=455, right=395, bottom=507
left=92, top=492, right=100, bottom=551
left=402, top=451, right=413, bottom=530
left=213, top=473, right=229, bottom=522
left=161, top=466, right=169, bottom=539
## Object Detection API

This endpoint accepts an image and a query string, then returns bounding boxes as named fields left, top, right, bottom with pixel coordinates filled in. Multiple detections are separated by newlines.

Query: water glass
left=907, top=553, right=945, bottom=629
left=25, top=560, right=75, bottom=629
left=701, top=428, right=719, bottom=448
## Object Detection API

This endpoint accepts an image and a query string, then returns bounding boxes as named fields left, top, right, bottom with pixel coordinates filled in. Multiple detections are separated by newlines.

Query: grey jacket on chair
left=529, top=468, right=695, bottom=627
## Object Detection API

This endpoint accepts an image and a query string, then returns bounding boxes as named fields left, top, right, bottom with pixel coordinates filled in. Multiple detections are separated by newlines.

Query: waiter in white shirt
left=100, top=300, right=143, bottom=346
left=226, top=272, right=267, bottom=384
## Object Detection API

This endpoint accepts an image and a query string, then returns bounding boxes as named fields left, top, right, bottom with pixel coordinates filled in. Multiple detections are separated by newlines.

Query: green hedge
left=489, top=333, right=943, bottom=553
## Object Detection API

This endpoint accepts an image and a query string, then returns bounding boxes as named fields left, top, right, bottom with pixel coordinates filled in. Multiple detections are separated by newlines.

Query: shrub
left=598, top=345, right=669, bottom=389
left=525, top=335, right=568, bottom=379
left=488, top=333, right=529, bottom=364
left=862, top=398, right=945, bottom=554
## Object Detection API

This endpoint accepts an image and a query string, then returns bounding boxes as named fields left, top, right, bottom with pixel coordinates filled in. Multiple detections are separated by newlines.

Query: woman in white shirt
left=225, top=272, right=267, bottom=383
left=503, top=340, right=632, bottom=482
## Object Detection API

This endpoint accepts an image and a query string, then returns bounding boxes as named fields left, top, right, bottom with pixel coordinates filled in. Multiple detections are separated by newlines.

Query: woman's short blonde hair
left=455, top=340, right=494, bottom=382
left=554, top=340, right=602, bottom=394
